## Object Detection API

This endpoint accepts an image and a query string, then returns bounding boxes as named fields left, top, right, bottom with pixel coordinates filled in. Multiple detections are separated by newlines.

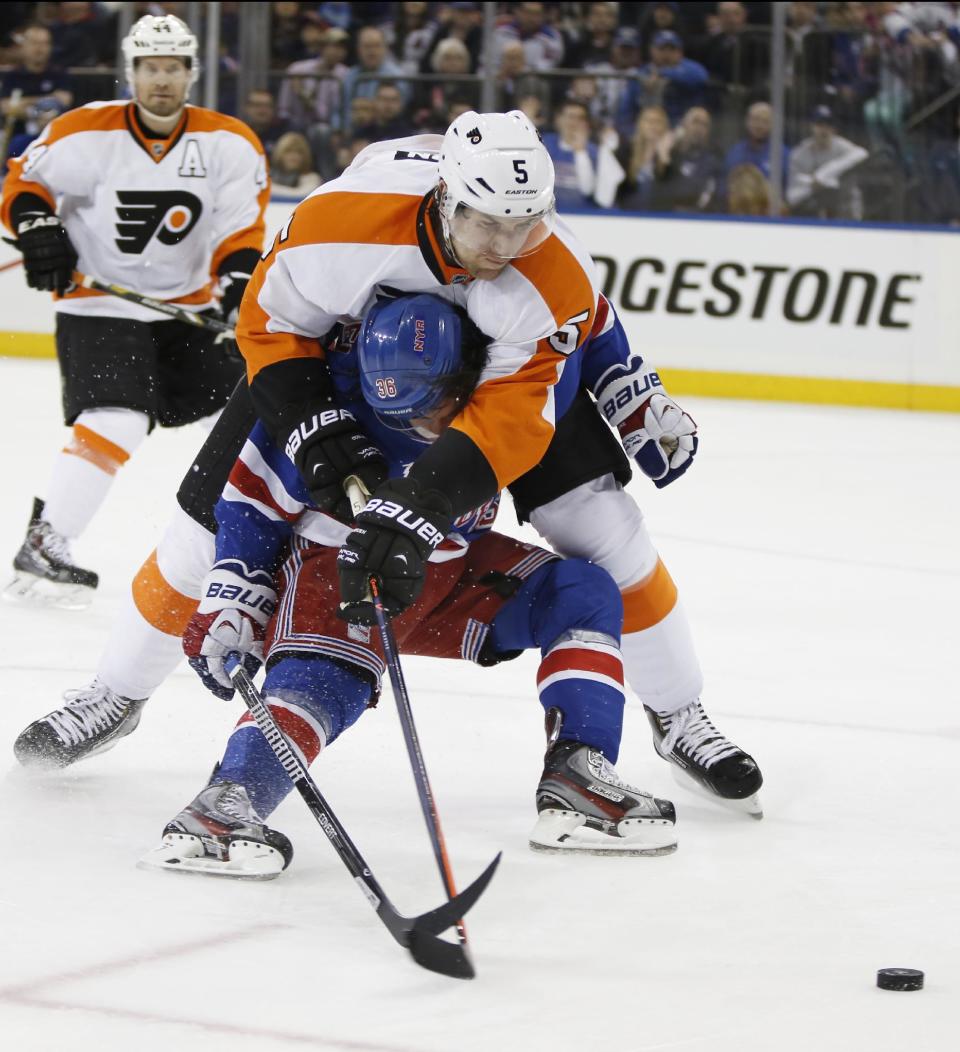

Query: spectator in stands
left=341, top=94, right=373, bottom=135
left=418, top=37, right=479, bottom=128
left=783, top=1, right=833, bottom=132
left=726, top=163, right=772, bottom=215
left=371, top=81, right=414, bottom=141
left=639, top=2, right=685, bottom=56
left=594, top=26, right=643, bottom=132
left=567, top=74, right=606, bottom=125
left=242, top=88, right=290, bottom=154
left=616, top=104, right=671, bottom=210
left=446, top=95, right=476, bottom=124
left=496, top=2, right=565, bottom=71
left=653, top=104, right=724, bottom=212
left=497, top=39, right=543, bottom=112
left=543, top=99, right=609, bottom=212
left=566, top=2, right=618, bottom=68
left=621, top=29, right=708, bottom=128
left=342, top=26, right=409, bottom=111
left=696, top=1, right=769, bottom=97
left=271, top=2, right=308, bottom=66
left=826, top=1, right=874, bottom=134
left=50, top=2, right=104, bottom=69
left=919, top=105, right=960, bottom=224
left=277, top=26, right=349, bottom=131
left=0, top=24, right=74, bottom=140
left=419, top=2, right=482, bottom=73
left=787, top=104, right=868, bottom=218
left=725, top=101, right=790, bottom=185
left=270, top=131, right=322, bottom=196
left=385, top=1, right=439, bottom=75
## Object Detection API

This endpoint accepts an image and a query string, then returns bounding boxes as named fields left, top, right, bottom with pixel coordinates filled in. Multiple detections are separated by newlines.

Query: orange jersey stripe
left=132, top=550, right=200, bottom=636
left=621, top=559, right=679, bottom=633
left=238, top=190, right=425, bottom=381
left=511, top=232, right=596, bottom=335
left=451, top=340, right=566, bottom=488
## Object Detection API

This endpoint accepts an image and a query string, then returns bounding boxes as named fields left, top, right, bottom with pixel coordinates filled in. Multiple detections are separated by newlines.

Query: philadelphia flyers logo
left=114, top=190, right=203, bottom=255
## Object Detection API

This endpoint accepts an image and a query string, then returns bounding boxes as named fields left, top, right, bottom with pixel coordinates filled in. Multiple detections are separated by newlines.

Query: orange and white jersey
left=1, top=100, right=269, bottom=321
left=239, top=135, right=599, bottom=492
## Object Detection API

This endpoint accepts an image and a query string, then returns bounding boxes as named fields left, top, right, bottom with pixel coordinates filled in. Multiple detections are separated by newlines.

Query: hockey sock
left=537, top=632, right=625, bottom=761
left=217, top=656, right=371, bottom=818
left=490, top=559, right=626, bottom=761
left=97, top=507, right=214, bottom=700
left=619, top=560, right=703, bottom=715
left=43, top=409, right=149, bottom=538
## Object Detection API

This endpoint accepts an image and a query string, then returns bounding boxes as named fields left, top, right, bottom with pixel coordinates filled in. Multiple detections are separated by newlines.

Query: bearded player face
left=132, top=56, right=191, bottom=118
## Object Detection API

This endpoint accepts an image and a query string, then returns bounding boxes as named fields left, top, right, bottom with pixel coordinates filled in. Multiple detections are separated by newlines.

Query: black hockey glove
left=337, top=477, right=453, bottom=624
left=284, top=405, right=388, bottom=520
left=15, top=213, right=78, bottom=295
left=214, top=271, right=250, bottom=360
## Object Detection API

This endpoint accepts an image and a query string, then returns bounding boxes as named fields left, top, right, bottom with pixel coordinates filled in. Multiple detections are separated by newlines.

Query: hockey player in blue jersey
left=140, top=294, right=677, bottom=876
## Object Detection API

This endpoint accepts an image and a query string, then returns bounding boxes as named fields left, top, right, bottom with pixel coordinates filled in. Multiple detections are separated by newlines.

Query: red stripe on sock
left=536, top=647, right=624, bottom=687
left=236, top=704, right=322, bottom=762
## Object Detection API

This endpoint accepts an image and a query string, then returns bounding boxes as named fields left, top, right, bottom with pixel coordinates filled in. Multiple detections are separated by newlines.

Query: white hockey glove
left=183, top=560, right=278, bottom=700
left=619, top=392, right=698, bottom=488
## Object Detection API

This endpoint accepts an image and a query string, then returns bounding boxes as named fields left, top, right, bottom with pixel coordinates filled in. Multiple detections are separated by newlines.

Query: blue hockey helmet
left=358, top=294, right=486, bottom=442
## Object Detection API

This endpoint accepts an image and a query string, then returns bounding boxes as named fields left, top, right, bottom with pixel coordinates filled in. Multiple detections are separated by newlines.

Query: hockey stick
left=71, top=270, right=235, bottom=334
left=344, top=476, right=471, bottom=950
left=0, top=257, right=23, bottom=273
left=224, top=654, right=498, bottom=979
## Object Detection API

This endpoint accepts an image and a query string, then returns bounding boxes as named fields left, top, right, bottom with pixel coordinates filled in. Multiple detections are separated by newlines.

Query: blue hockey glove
left=618, top=392, right=698, bottom=489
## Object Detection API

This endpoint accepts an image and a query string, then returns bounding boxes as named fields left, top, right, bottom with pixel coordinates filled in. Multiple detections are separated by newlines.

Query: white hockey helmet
left=122, top=14, right=199, bottom=88
left=438, top=110, right=557, bottom=262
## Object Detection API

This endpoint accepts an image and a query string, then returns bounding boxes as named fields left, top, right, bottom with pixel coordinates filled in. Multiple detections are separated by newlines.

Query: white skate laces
left=210, top=782, right=263, bottom=824
left=44, top=683, right=128, bottom=746
left=657, top=701, right=740, bottom=769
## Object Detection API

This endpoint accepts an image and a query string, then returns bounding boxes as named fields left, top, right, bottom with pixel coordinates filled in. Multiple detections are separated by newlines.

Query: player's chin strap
left=71, top=271, right=235, bottom=335
left=344, top=474, right=474, bottom=950
left=223, top=652, right=498, bottom=979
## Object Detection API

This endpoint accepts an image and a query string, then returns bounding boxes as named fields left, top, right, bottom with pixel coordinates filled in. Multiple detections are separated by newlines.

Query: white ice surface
left=0, top=357, right=957, bottom=1052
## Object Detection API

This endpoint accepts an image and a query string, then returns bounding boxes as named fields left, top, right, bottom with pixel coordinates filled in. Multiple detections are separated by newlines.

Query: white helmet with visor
left=122, top=14, right=199, bottom=89
left=438, top=110, right=556, bottom=263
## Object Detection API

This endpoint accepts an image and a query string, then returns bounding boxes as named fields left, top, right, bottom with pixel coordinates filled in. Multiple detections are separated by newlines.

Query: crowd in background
left=2, top=1, right=960, bottom=223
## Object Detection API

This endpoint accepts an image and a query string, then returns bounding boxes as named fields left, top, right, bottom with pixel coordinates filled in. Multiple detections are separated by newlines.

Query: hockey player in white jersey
left=1, top=14, right=269, bottom=608
left=14, top=110, right=762, bottom=818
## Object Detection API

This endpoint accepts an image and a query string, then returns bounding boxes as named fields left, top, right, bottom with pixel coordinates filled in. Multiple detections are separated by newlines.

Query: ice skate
left=530, top=739, right=677, bottom=856
left=4, top=498, right=98, bottom=609
left=139, top=781, right=293, bottom=880
left=14, top=680, right=147, bottom=768
left=645, top=700, right=763, bottom=818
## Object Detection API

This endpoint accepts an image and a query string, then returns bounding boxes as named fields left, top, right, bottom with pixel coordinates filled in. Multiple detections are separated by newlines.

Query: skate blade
left=529, top=809, right=678, bottom=857
left=137, top=834, right=285, bottom=880
left=669, top=767, right=764, bottom=819
left=2, top=571, right=95, bottom=610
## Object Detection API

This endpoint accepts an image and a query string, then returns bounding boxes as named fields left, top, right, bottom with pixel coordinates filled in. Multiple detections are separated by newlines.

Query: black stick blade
left=408, top=929, right=475, bottom=979
left=411, top=852, right=501, bottom=939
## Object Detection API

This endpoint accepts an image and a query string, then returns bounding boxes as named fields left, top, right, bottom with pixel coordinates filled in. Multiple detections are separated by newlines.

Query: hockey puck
left=877, top=968, right=924, bottom=991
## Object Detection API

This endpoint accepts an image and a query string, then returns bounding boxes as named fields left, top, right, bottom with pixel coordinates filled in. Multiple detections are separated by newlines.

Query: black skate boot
left=645, top=700, right=763, bottom=818
left=139, top=781, right=293, bottom=880
left=14, top=680, right=147, bottom=768
left=5, top=498, right=98, bottom=608
left=531, top=738, right=677, bottom=856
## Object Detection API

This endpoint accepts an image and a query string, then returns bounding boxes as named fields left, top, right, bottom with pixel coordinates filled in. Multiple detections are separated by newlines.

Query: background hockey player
left=141, top=293, right=676, bottom=876
left=15, top=110, right=762, bottom=819
left=1, top=14, right=269, bottom=607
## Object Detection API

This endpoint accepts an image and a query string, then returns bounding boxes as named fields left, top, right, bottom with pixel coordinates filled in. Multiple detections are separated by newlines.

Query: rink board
left=2, top=202, right=958, bottom=412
